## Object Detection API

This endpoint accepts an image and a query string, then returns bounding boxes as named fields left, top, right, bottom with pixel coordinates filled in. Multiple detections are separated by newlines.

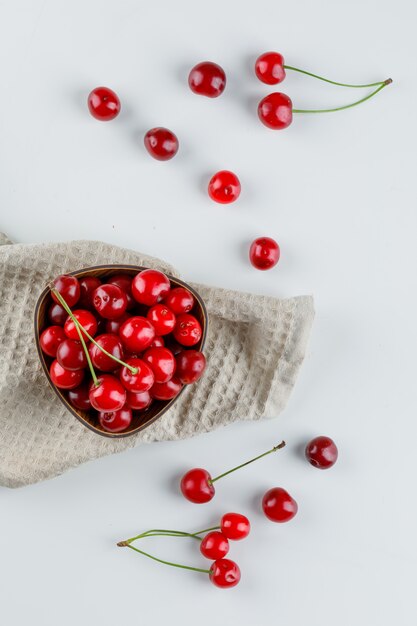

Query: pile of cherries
left=40, top=270, right=206, bottom=433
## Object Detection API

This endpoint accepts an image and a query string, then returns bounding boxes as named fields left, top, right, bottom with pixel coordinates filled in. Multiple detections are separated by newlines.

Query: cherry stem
left=209, top=440, right=286, bottom=484
left=284, top=65, right=387, bottom=89
left=293, top=79, right=392, bottom=114
left=49, top=286, right=139, bottom=376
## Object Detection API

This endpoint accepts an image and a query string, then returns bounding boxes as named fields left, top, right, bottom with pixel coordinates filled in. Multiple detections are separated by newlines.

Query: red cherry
left=180, top=468, right=215, bottom=503
left=64, top=309, right=98, bottom=341
left=88, top=333, right=124, bottom=371
left=262, top=487, right=298, bottom=523
left=48, top=302, right=68, bottom=325
left=208, top=170, right=241, bottom=204
left=163, top=287, right=194, bottom=314
left=119, top=316, right=156, bottom=352
left=144, top=127, right=179, bottom=161
left=50, top=360, right=84, bottom=389
left=132, top=269, right=171, bottom=306
left=105, top=312, right=130, bottom=335
left=258, top=92, right=293, bottom=130
left=147, top=304, right=176, bottom=336
left=188, top=62, right=226, bottom=98
left=120, top=358, right=154, bottom=393
left=89, top=374, right=126, bottom=412
left=93, top=284, right=128, bottom=320
left=220, top=513, right=250, bottom=540
left=249, top=237, right=280, bottom=270
left=151, top=376, right=183, bottom=401
left=200, top=532, right=229, bottom=560
left=78, top=276, right=101, bottom=309
left=39, top=325, right=66, bottom=357
left=88, top=86, right=121, bottom=121
left=52, top=275, right=80, bottom=308
left=149, top=335, right=165, bottom=348
left=305, top=436, right=338, bottom=469
left=56, top=339, right=87, bottom=371
left=255, top=52, right=286, bottom=85
left=209, top=559, right=241, bottom=588
left=143, top=347, right=176, bottom=383
left=98, top=407, right=132, bottom=433
left=175, top=350, right=206, bottom=384
left=108, top=274, right=135, bottom=310
left=173, top=314, right=202, bottom=346
left=125, top=389, right=152, bottom=411
left=67, top=384, right=91, bottom=411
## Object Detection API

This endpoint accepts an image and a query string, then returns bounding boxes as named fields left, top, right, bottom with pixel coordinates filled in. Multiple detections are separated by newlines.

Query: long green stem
left=284, top=65, right=387, bottom=89
left=293, top=80, right=391, bottom=114
left=119, top=529, right=203, bottom=544
left=74, top=320, right=99, bottom=386
left=190, top=526, right=221, bottom=537
left=210, top=440, right=286, bottom=484
left=123, top=544, right=210, bottom=574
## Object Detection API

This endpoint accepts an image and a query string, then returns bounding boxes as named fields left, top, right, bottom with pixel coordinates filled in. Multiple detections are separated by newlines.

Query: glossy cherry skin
left=255, top=52, right=286, bottom=85
left=132, top=270, right=171, bottom=306
left=258, top=92, right=293, bottom=130
left=208, top=170, right=241, bottom=204
left=151, top=376, right=183, bottom=401
left=125, top=389, right=152, bottom=411
left=173, top=314, right=202, bottom=347
left=163, top=287, right=194, bottom=314
left=88, top=333, right=124, bottom=371
left=175, top=350, right=206, bottom=384
left=200, top=532, right=229, bottom=560
left=48, top=302, right=68, bottom=325
left=249, top=237, right=280, bottom=270
left=262, top=487, right=298, bottom=523
left=93, top=284, right=128, bottom=320
left=56, top=339, right=87, bottom=371
left=105, top=312, right=130, bottom=335
left=39, top=325, right=66, bottom=357
left=64, top=309, right=98, bottom=341
left=143, top=347, right=176, bottom=383
left=50, top=360, right=84, bottom=390
left=147, top=304, right=176, bottom=336
left=209, top=559, right=241, bottom=588
left=144, top=127, right=179, bottom=161
left=120, top=358, right=154, bottom=393
left=67, top=384, right=91, bottom=411
left=89, top=374, right=126, bottom=412
left=305, top=436, right=338, bottom=469
left=180, top=468, right=215, bottom=503
left=98, top=407, right=132, bottom=433
left=108, top=274, right=135, bottom=309
left=149, top=335, right=165, bottom=348
left=119, top=316, right=156, bottom=353
left=188, top=62, right=226, bottom=98
left=88, top=86, right=121, bottom=121
left=52, top=275, right=80, bottom=308
left=78, top=276, right=101, bottom=309
left=220, top=513, right=250, bottom=540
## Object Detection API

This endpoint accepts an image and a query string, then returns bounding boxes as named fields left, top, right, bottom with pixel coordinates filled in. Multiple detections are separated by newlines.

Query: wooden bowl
left=34, top=264, right=208, bottom=438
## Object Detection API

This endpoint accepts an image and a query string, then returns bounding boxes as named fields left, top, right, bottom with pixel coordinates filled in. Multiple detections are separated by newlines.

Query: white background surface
left=1, top=1, right=416, bottom=624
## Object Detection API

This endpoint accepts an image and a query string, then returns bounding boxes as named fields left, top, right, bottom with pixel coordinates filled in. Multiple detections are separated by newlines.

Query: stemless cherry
left=39, top=325, right=66, bottom=357
left=56, top=339, right=87, bottom=371
left=88, top=86, right=121, bottom=121
left=48, top=302, right=68, bottom=325
left=209, top=559, right=241, bottom=589
left=89, top=333, right=124, bottom=371
left=149, top=336, right=165, bottom=348
left=188, top=62, right=226, bottom=98
left=262, top=487, right=298, bottom=523
left=144, top=127, right=179, bottom=161
left=173, top=314, right=202, bottom=346
left=255, top=52, right=286, bottom=85
left=220, top=513, right=250, bottom=541
left=98, top=407, right=132, bottom=433
left=249, top=237, right=280, bottom=270
left=89, top=374, right=126, bottom=412
left=93, top=284, right=128, bottom=320
left=68, top=384, right=91, bottom=411
left=119, top=316, right=155, bottom=352
left=132, top=269, right=171, bottom=306
left=258, top=92, right=293, bottom=130
left=105, top=312, right=130, bottom=335
left=151, top=376, right=183, bottom=401
left=78, top=276, right=101, bottom=309
left=180, top=468, right=215, bottom=504
left=200, top=532, right=229, bottom=560
left=175, top=350, right=206, bottom=384
left=52, top=275, right=80, bottom=308
left=305, top=436, right=338, bottom=469
left=147, top=304, right=176, bottom=336
left=163, top=287, right=194, bottom=314
left=208, top=170, right=241, bottom=204
left=143, top=347, right=176, bottom=383
left=125, top=389, right=152, bottom=411
left=50, top=360, right=84, bottom=389
left=108, top=274, right=135, bottom=309
left=120, top=358, right=154, bottom=393
left=64, top=309, right=98, bottom=340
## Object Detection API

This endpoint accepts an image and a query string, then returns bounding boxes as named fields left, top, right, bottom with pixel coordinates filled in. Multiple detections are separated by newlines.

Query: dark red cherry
left=78, top=276, right=101, bottom=309
left=93, top=284, right=128, bottom=320
left=151, top=376, right=183, bottom=401
left=255, top=51, right=286, bottom=85
left=39, top=325, right=66, bottom=357
left=188, top=62, right=226, bottom=98
left=98, top=407, right=132, bottom=433
left=125, top=390, right=152, bottom=411
left=64, top=309, right=98, bottom=341
left=52, top=275, right=80, bottom=308
left=305, top=436, right=338, bottom=469
left=67, top=384, right=91, bottom=411
left=144, top=127, right=179, bottom=161
left=132, top=269, right=171, bottom=306
left=175, top=350, right=206, bottom=384
left=50, top=360, right=84, bottom=389
left=119, top=358, right=154, bottom=393
left=88, top=86, right=121, bottom=121
left=89, top=375, right=126, bottom=412
left=56, top=339, right=87, bottom=371
left=258, top=92, right=293, bottom=130
left=209, top=559, right=241, bottom=588
left=119, top=316, right=155, bottom=353
left=163, top=287, right=194, bottom=314
left=88, top=333, right=124, bottom=371
left=143, top=347, right=176, bottom=383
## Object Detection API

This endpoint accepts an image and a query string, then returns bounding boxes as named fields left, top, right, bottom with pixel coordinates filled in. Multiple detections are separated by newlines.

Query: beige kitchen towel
left=0, top=234, right=314, bottom=488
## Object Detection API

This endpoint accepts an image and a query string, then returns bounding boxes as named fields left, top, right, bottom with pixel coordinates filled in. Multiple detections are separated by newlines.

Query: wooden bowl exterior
left=34, top=265, right=208, bottom=438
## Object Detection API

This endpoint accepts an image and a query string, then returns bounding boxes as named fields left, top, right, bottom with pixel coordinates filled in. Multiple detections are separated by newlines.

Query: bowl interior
left=34, top=265, right=207, bottom=438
